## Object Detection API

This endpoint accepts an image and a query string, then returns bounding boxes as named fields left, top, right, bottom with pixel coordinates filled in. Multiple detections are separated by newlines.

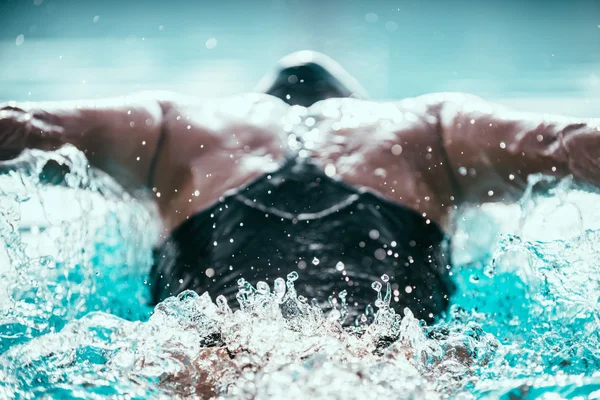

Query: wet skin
left=1, top=92, right=599, bottom=239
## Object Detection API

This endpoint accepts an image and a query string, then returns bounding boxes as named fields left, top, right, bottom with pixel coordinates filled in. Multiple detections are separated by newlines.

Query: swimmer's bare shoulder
left=433, top=92, right=600, bottom=203
left=309, top=93, right=600, bottom=230
left=0, top=92, right=289, bottom=229
left=308, top=97, right=457, bottom=227
left=152, top=93, right=289, bottom=230
left=0, top=91, right=172, bottom=190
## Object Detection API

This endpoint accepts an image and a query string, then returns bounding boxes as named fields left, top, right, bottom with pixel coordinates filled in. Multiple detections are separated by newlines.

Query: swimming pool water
left=1, top=146, right=600, bottom=399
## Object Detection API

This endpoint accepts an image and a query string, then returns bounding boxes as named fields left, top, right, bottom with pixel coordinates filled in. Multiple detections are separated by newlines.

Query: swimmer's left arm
left=0, top=92, right=175, bottom=191
left=436, top=93, right=600, bottom=203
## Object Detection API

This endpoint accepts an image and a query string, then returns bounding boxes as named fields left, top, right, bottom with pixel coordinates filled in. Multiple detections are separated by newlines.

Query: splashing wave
left=1, top=147, right=600, bottom=399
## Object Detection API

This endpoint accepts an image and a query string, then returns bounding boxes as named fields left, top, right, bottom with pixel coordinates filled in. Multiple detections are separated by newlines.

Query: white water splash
left=1, top=149, right=600, bottom=399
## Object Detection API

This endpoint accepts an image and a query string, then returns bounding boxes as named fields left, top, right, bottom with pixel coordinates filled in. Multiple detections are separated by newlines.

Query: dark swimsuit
left=150, top=152, right=455, bottom=322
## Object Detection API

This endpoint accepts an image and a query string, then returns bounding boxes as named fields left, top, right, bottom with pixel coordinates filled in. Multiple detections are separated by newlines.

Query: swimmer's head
left=256, top=50, right=368, bottom=107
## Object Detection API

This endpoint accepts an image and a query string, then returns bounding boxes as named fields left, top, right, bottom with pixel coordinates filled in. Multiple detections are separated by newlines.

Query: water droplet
left=371, top=281, right=382, bottom=292
left=312, top=257, right=320, bottom=266
left=369, top=229, right=380, bottom=240
left=381, top=274, right=389, bottom=283
left=365, top=12, right=378, bottom=23
left=405, top=285, right=413, bottom=294
left=324, top=164, right=336, bottom=177
left=335, top=261, right=345, bottom=271
left=256, top=281, right=270, bottom=294
left=15, top=34, right=24, bottom=46
left=206, top=38, right=217, bottom=49
left=458, top=167, right=467, bottom=176
left=274, top=277, right=286, bottom=299
left=287, top=271, right=299, bottom=281
left=216, top=294, right=228, bottom=309
left=374, top=248, right=387, bottom=260
left=391, top=144, right=403, bottom=155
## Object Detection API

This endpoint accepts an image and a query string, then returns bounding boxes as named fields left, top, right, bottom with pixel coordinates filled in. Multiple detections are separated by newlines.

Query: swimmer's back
left=151, top=95, right=456, bottom=233
left=151, top=150, right=454, bottom=322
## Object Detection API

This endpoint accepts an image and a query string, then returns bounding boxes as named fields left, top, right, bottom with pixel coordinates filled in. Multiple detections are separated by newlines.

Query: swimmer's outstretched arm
left=434, top=93, right=600, bottom=203
left=0, top=92, right=175, bottom=191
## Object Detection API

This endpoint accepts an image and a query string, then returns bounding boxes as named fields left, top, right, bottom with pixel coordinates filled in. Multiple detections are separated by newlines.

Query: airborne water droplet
left=274, top=277, right=286, bottom=300
left=256, top=281, right=270, bottom=294
left=335, top=261, right=345, bottom=271
left=287, top=271, right=299, bottom=282
left=381, top=274, right=389, bottom=283
left=312, top=257, right=320, bottom=266
left=371, top=281, right=382, bottom=292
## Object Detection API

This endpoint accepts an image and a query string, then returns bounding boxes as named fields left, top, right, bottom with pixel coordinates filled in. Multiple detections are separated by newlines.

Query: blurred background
left=0, top=0, right=599, bottom=116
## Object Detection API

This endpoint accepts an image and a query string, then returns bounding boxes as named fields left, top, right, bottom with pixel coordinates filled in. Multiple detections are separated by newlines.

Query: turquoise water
left=2, top=147, right=600, bottom=399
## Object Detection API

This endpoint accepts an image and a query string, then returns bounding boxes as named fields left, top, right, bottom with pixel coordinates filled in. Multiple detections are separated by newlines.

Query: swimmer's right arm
left=435, top=93, right=600, bottom=203
left=0, top=92, right=176, bottom=191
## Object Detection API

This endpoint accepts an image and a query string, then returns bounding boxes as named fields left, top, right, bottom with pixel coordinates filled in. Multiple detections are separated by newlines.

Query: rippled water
left=2, top=147, right=600, bottom=399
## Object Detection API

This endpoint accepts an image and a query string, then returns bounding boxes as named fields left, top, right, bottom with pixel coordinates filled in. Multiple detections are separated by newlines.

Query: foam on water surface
left=1, top=147, right=600, bottom=399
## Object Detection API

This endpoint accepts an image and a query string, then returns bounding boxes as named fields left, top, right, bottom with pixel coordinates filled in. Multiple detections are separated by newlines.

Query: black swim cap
left=257, top=51, right=368, bottom=107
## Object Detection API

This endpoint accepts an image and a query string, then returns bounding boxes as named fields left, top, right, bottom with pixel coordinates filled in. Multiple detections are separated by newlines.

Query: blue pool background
left=0, top=0, right=599, bottom=117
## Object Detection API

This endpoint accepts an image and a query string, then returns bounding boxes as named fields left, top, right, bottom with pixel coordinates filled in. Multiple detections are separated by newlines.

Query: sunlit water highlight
left=2, top=146, right=600, bottom=399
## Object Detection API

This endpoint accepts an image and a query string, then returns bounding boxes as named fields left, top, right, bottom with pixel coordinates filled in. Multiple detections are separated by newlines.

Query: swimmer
left=1, top=51, right=599, bottom=322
